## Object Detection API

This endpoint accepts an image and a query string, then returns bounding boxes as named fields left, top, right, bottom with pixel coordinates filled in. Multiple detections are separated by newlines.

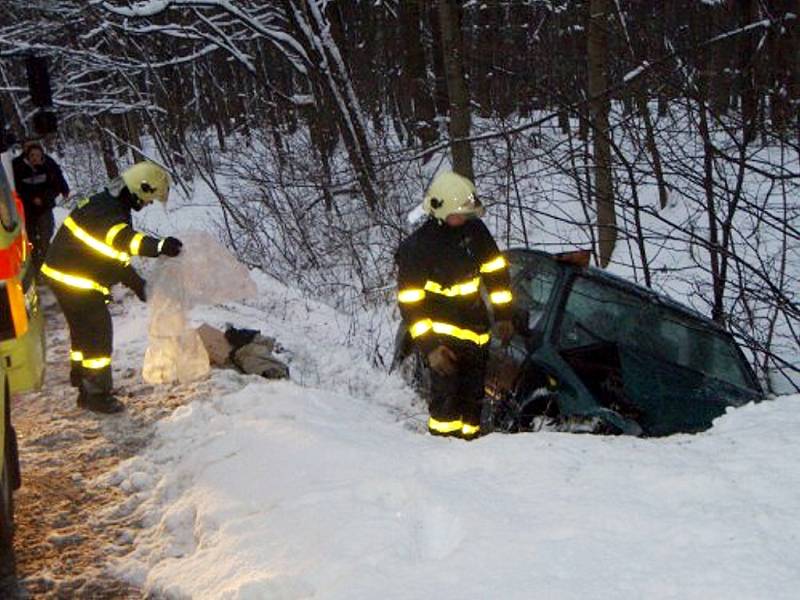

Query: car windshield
left=558, top=275, right=753, bottom=390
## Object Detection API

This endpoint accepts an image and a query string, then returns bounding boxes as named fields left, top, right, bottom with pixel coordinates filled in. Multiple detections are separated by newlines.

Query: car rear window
left=558, top=275, right=753, bottom=390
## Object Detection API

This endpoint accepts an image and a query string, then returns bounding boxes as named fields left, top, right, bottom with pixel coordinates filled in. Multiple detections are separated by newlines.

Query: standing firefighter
left=42, top=161, right=183, bottom=413
left=396, top=171, right=514, bottom=439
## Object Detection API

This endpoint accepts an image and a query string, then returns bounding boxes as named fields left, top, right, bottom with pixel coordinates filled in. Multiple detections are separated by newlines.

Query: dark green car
left=394, top=248, right=763, bottom=436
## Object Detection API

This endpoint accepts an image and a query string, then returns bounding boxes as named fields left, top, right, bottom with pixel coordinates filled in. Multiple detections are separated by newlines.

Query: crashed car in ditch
left=393, top=248, right=763, bottom=436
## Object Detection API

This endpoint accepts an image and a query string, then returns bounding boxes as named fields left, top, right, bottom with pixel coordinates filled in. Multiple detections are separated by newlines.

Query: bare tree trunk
left=567, top=121, right=599, bottom=266
left=474, top=3, right=499, bottom=117
left=792, top=0, right=800, bottom=146
left=767, top=0, right=797, bottom=133
left=709, top=2, right=733, bottom=115
left=588, top=0, right=616, bottom=267
left=789, top=0, right=800, bottom=149
left=399, top=0, right=437, bottom=148
left=123, top=113, right=144, bottom=162
left=438, top=0, right=473, bottom=180
left=737, top=0, right=759, bottom=143
left=305, top=79, right=337, bottom=212
left=611, top=1, right=669, bottom=211
left=656, top=2, right=671, bottom=119
left=97, top=121, right=118, bottom=179
left=283, top=0, right=379, bottom=209
left=428, top=2, right=451, bottom=120
left=697, top=99, right=724, bottom=324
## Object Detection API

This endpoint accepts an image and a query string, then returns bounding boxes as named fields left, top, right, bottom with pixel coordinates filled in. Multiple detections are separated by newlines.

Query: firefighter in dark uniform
left=42, top=161, right=183, bottom=414
left=396, top=171, right=514, bottom=439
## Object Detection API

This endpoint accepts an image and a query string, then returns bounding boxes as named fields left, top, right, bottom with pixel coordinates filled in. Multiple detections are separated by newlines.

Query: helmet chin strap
left=130, top=196, right=145, bottom=211
left=108, top=179, right=145, bottom=211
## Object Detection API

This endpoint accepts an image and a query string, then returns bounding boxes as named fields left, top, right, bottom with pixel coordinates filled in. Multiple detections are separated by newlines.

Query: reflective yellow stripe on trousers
left=489, top=290, right=513, bottom=305
left=410, top=319, right=490, bottom=346
left=428, top=417, right=463, bottom=434
left=82, top=357, right=111, bottom=370
left=40, top=264, right=110, bottom=295
left=69, top=349, right=110, bottom=370
left=461, top=423, right=480, bottom=437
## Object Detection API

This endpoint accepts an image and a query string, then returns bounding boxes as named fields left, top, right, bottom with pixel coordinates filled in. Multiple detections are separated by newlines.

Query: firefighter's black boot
left=77, top=367, right=124, bottom=414
left=69, top=362, right=82, bottom=388
left=77, top=391, right=124, bottom=414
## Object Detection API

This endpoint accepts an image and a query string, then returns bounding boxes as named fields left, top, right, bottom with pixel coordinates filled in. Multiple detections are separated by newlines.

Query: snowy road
left=9, top=288, right=226, bottom=598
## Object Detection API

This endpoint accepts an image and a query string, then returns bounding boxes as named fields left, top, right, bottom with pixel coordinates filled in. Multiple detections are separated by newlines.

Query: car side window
left=560, top=276, right=753, bottom=390
left=659, top=317, right=750, bottom=388
left=558, top=276, right=637, bottom=349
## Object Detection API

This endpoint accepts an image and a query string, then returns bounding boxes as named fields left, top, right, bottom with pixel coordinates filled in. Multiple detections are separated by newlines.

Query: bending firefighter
left=395, top=171, right=514, bottom=439
left=42, top=161, right=183, bottom=413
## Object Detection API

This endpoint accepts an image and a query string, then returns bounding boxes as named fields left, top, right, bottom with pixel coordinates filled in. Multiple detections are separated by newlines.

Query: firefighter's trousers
left=428, top=340, right=488, bottom=438
left=26, top=211, right=55, bottom=276
left=50, top=282, right=113, bottom=400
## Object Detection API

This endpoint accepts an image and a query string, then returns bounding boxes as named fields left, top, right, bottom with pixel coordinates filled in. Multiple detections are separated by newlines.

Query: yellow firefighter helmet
left=423, top=171, right=484, bottom=220
left=121, top=161, right=170, bottom=205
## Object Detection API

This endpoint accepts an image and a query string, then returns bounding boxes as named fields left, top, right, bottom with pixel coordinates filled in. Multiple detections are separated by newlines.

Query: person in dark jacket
left=12, top=141, right=70, bottom=275
left=395, top=171, right=514, bottom=439
left=42, top=161, right=183, bottom=414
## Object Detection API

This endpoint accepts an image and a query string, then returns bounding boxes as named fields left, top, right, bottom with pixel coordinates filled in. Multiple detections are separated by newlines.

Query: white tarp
left=142, top=232, right=257, bottom=384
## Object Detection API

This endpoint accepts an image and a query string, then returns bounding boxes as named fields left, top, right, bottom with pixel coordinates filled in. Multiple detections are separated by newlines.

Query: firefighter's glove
left=495, top=320, right=515, bottom=347
left=427, top=345, right=458, bottom=376
left=159, top=236, right=183, bottom=257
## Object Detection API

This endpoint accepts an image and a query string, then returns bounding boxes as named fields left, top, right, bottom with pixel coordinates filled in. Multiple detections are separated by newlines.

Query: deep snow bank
left=106, top=370, right=800, bottom=599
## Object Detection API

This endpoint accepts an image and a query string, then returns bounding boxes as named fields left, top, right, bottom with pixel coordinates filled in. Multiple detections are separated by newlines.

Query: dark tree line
left=3, top=2, right=796, bottom=175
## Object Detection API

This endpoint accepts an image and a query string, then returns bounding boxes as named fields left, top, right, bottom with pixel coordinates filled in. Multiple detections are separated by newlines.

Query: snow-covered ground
left=26, top=162, right=795, bottom=599
left=93, top=262, right=800, bottom=600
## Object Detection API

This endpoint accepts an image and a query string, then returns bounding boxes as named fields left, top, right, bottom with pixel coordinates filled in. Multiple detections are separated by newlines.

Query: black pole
left=25, top=55, right=58, bottom=135
left=0, top=105, right=10, bottom=154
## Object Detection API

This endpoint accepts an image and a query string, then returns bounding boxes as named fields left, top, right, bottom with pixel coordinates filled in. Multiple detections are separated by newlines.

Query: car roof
left=506, top=247, right=728, bottom=335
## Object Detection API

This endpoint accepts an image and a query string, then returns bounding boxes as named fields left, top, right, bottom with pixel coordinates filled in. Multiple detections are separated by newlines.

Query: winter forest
left=1, top=0, right=798, bottom=390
